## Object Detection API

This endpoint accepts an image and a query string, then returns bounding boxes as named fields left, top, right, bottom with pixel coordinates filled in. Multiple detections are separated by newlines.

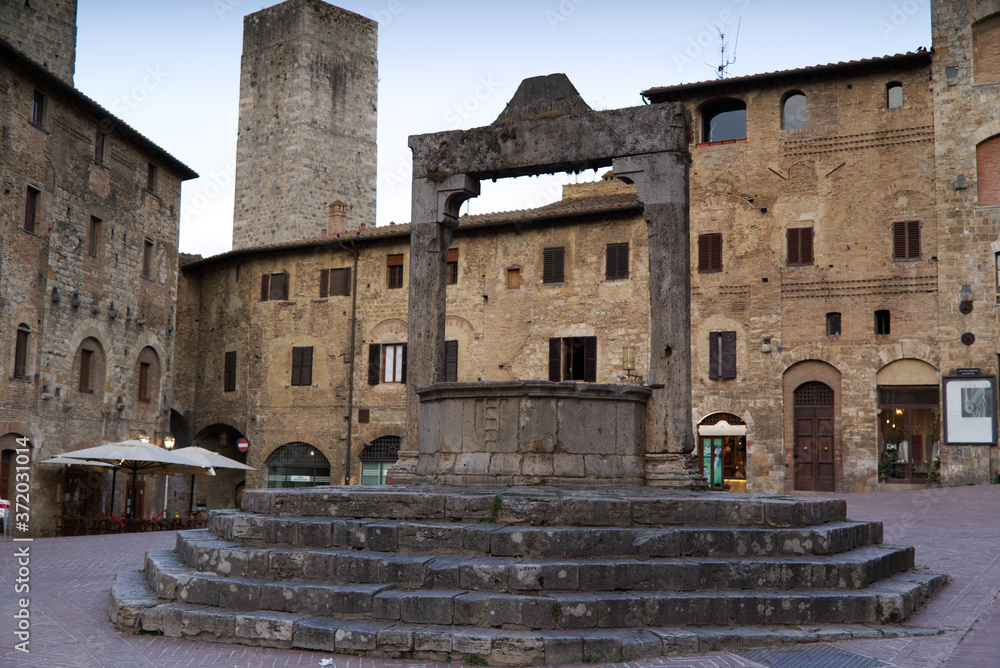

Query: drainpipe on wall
left=340, top=241, right=360, bottom=486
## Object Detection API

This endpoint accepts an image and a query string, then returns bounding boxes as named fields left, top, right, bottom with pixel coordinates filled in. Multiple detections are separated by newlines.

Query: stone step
left=238, top=485, right=847, bottom=528
left=111, top=569, right=948, bottom=664
left=146, top=547, right=930, bottom=627
left=171, top=533, right=912, bottom=594
left=206, top=513, right=881, bottom=557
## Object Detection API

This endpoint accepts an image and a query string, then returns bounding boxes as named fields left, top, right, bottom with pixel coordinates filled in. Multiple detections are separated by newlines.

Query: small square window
left=24, top=186, right=40, bottom=234
left=358, top=408, right=370, bottom=423
left=31, top=89, right=46, bottom=126
left=507, top=267, right=521, bottom=289
left=141, top=239, right=154, bottom=278
left=826, top=312, right=841, bottom=337
left=88, top=216, right=101, bottom=256
left=875, top=310, right=891, bottom=336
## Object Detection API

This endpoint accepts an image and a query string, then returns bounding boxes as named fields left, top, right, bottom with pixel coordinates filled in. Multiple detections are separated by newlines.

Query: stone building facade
left=0, top=17, right=197, bottom=535
left=231, top=0, right=377, bottom=250
left=167, top=0, right=1000, bottom=508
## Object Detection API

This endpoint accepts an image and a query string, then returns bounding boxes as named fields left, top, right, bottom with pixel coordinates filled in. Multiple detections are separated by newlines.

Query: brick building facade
left=0, top=2, right=197, bottom=535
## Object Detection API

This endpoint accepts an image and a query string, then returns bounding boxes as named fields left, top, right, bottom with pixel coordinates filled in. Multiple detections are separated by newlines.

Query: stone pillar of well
left=387, top=174, right=479, bottom=484
left=615, top=153, right=705, bottom=489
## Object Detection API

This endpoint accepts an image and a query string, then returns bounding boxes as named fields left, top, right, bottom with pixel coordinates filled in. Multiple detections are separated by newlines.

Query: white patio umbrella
left=170, top=446, right=256, bottom=515
left=53, top=439, right=214, bottom=519
left=39, top=456, right=116, bottom=473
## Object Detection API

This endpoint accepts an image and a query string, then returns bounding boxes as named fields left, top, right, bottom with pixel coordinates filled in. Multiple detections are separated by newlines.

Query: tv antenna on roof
left=708, top=18, right=740, bottom=79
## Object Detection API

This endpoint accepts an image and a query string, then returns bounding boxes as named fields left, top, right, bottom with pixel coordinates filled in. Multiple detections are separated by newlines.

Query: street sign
left=237, top=437, right=249, bottom=453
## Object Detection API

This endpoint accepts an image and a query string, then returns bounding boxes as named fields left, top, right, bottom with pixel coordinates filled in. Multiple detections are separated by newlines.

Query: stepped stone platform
left=110, top=486, right=948, bottom=665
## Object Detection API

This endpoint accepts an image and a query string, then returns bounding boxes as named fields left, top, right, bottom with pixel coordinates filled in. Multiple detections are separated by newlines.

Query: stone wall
left=0, top=47, right=194, bottom=535
left=0, top=0, right=76, bottom=84
left=231, top=0, right=377, bottom=250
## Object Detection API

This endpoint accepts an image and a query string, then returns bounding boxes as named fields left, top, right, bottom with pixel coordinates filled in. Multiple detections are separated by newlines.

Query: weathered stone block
left=552, top=454, right=586, bottom=478
left=334, top=621, right=392, bottom=651
left=398, top=590, right=462, bottom=625
left=218, top=578, right=262, bottom=610
left=293, top=616, right=342, bottom=651
left=235, top=610, right=296, bottom=642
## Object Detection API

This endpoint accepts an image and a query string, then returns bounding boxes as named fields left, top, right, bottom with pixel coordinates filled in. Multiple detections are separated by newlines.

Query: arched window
left=701, top=98, right=746, bottom=143
left=136, top=347, right=160, bottom=403
left=14, top=324, right=30, bottom=378
left=974, top=14, right=1000, bottom=84
left=74, top=338, right=105, bottom=395
left=266, top=442, right=330, bottom=488
left=360, top=435, right=400, bottom=485
left=977, top=134, right=1000, bottom=205
left=782, top=92, right=807, bottom=130
left=886, top=82, right=903, bottom=109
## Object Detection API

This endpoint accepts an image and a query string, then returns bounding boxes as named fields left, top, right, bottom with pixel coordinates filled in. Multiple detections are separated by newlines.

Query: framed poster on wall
left=942, top=375, right=997, bottom=444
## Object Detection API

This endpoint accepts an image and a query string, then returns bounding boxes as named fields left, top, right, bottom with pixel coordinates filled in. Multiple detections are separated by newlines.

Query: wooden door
left=125, top=480, right=145, bottom=519
left=794, top=382, right=836, bottom=492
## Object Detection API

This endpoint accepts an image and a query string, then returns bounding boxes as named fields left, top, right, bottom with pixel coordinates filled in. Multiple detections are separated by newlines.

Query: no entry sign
left=237, top=437, right=249, bottom=453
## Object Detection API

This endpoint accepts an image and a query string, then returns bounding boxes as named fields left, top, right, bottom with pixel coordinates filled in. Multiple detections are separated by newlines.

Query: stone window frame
left=24, top=185, right=40, bottom=234
left=30, top=89, right=47, bottom=127
left=709, top=331, right=737, bottom=380
left=14, top=324, right=31, bottom=379
left=781, top=90, right=807, bottom=130
left=886, top=82, right=903, bottom=110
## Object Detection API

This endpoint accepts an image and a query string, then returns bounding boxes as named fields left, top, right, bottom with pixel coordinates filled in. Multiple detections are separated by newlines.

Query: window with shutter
left=543, top=247, right=565, bottom=283
left=444, top=340, right=458, bottom=382
left=698, top=233, right=722, bottom=273
left=606, top=243, right=629, bottom=280
left=330, top=268, right=351, bottom=296
left=709, top=331, right=737, bottom=380
left=387, top=254, right=404, bottom=289
left=446, top=248, right=458, bottom=285
left=291, top=346, right=313, bottom=386
left=368, top=344, right=381, bottom=385
left=319, top=269, right=330, bottom=298
left=261, top=274, right=270, bottom=301
left=224, top=351, right=237, bottom=392
left=382, top=343, right=407, bottom=383
left=892, top=220, right=920, bottom=260
left=787, top=227, right=814, bottom=266
left=548, top=337, right=598, bottom=382
left=262, top=272, right=289, bottom=300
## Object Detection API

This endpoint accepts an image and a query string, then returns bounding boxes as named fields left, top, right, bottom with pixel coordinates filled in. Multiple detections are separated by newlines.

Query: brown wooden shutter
left=400, top=344, right=407, bottom=384
left=224, top=351, right=236, bottom=391
left=800, top=227, right=814, bottom=265
left=319, top=269, right=330, bottom=298
left=554, top=247, right=564, bottom=282
left=907, top=221, right=920, bottom=259
left=138, top=362, right=149, bottom=400
left=892, top=221, right=906, bottom=259
left=698, top=235, right=710, bottom=272
left=301, top=346, right=313, bottom=385
left=583, top=336, right=597, bottom=382
left=543, top=247, right=565, bottom=283
left=444, top=340, right=458, bottom=382
left=787, top=228, right=800, bottom=265
left=330, top=268, right=351, bottom=296
left=549, top=338, right=562, bottom=381
left=721, top=331, right=737, bottom=379
left=606, top=244, right=617, bottom=279
left=261, top=274, right=269, bottom=301
left=368, top=344, right=380, bottom=385
left=618, top=243, right=629, bottom=278
left=291, top=347, right=302, bottom=385
left=709, top=332, right=720, bottom=380
left=280, top=271, right=290, bottom=299
left=710, top=234, right=722, bottom=272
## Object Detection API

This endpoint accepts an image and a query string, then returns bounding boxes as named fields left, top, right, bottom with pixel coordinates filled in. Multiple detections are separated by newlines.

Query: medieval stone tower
left=232, top=0, right=377, bottom=250
left=0, top=0, right=77, bottom=84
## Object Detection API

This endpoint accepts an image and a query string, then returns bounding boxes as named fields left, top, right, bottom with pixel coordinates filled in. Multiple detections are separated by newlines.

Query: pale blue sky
left=73, top=1, right=931, bottom=256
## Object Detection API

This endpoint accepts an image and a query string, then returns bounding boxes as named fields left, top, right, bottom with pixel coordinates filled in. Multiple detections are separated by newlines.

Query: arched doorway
left=266, top=443, right=330, bottom=488
left=697, top=413, right=747, bottom=492
left=1, top=433, right=30, bottom=508
left=793, top=381, right=836, bottom=491
left=876, top=360, right=940, bottom=482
